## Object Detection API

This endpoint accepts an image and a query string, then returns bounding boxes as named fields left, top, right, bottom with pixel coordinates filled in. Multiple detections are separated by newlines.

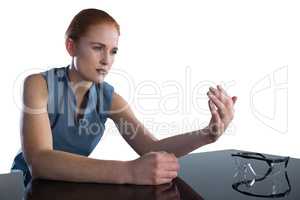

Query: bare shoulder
left=23, top=73, right=48, bottom=112
left=111, top=92, right=127, bottom=105
left=109, top=92, right=131, bottom=120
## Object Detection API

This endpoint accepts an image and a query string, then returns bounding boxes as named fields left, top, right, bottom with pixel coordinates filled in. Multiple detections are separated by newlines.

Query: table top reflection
left=25, top=177, right=203, bottom=200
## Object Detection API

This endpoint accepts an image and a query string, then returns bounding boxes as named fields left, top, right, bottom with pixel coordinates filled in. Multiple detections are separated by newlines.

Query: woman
left=11, top=8, right=237, bottom=187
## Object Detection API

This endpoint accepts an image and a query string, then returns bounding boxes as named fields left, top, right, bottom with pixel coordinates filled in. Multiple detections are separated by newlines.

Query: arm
left=142, top=129, right=214, bottom=158
left=22, top=74, right=130, bottom=184
left=109, top=92, right=158, bottom=156
left=109, top=86, right=237, bottom=158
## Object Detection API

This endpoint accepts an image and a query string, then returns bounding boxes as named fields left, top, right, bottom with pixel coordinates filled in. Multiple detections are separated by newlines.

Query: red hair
left=65, top=8, right=120, bottom=41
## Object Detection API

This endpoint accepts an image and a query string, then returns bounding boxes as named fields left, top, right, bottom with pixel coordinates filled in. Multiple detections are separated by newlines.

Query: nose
left=100, top=50, right=109, bottom=66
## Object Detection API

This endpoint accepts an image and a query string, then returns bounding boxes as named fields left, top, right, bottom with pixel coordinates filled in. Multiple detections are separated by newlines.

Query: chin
left=94, top=76, right=105, bottom=84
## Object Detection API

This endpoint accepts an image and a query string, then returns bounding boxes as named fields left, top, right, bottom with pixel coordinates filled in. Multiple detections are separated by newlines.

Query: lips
left=96, top=68, right=107, bottom=75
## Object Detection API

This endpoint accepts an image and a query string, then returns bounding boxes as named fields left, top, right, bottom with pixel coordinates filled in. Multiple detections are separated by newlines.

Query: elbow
left=28, top=156, right=43, bottom=180
left=25, top=150, right=51, bottom=180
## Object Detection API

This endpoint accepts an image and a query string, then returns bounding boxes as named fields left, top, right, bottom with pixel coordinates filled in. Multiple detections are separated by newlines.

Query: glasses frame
left=231, top=152, right=289, bottom=168
left=231, top=151, right=291, bottom=198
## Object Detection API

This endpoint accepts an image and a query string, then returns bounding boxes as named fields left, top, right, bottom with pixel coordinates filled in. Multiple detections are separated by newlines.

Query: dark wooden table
left=24, top=150, right=300, bottom=199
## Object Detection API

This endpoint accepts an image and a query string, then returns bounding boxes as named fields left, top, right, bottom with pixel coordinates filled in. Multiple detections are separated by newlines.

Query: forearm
left=29, top=150, right=131, bottom=184
left=148, top=128, right=214, bottom=158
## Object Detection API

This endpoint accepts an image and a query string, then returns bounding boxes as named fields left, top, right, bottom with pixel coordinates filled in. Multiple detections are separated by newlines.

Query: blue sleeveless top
left=11, top=66, right=114, bottom=186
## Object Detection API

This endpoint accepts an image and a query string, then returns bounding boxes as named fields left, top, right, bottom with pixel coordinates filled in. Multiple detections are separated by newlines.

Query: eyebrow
left=89, top=41, right=118, bottom=50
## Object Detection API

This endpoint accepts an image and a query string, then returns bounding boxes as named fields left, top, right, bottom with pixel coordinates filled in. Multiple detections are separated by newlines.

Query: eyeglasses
left=231, top=151, right=291, bottom=198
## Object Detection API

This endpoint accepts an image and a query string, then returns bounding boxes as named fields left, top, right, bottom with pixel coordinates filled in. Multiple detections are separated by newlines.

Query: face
left=68, top=23, right=119, bottom=83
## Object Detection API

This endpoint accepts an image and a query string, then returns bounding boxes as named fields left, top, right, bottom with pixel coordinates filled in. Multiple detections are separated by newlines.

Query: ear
left=65, top=38, right=77, bottom=57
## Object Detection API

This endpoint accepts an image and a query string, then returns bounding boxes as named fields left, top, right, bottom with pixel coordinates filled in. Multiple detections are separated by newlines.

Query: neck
left=67, top=63, right=93, bottom=96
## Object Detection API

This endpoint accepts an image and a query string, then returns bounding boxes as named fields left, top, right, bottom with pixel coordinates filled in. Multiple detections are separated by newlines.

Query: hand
left=129, top=151, right=180, bottom=185
left=206, top=85, right=237, bottom=142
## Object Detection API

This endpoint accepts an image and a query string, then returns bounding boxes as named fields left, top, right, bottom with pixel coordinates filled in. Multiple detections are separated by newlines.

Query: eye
left=93, top=46, right=103, bottom=51
left=111, top=49, right=118, bottom=55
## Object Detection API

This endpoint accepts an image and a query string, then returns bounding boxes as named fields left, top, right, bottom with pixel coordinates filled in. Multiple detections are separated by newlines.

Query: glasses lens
left=233, top=155, right=290, bottom=196
left=236, top=171, right=289, bottom=196
left=234, top=157, right=269, bottom=180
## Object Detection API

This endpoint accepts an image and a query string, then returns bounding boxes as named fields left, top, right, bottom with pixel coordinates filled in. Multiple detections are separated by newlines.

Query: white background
left=0, top=0, right=299, bottom=173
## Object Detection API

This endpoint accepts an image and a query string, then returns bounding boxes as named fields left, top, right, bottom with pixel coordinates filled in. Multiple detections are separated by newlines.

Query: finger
left=162, top=158, right=180, bottom=169
left=217, top=85, right=238, bottom=107
left=217, top=85, right=233, bottom=103
left=209, top=87, right=223, bottom=99
left=207, top=92, right=226, bottom=118
left=208, top=100, right=219, bottom=123
left=160, top=170, right=178, bottom=179
left=209, top=87, right=218, bottom=96
left=211, top=107, right=222, bottom=127
left=208, top=100, right=222, bottom=134
left=209, top=101, right=222, bottom=130
left=160, top=162, right=180, bottom=172
left=210, top=86, right=228, bottom=105
left=208, top=99, right=217, bottom=113
left=217, top=85, right=234, bottom=107
left=217, top=85, right=229, bottom=96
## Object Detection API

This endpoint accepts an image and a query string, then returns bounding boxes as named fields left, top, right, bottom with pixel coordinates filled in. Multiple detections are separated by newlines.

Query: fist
left=129, top=151, right=180, bottom=185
